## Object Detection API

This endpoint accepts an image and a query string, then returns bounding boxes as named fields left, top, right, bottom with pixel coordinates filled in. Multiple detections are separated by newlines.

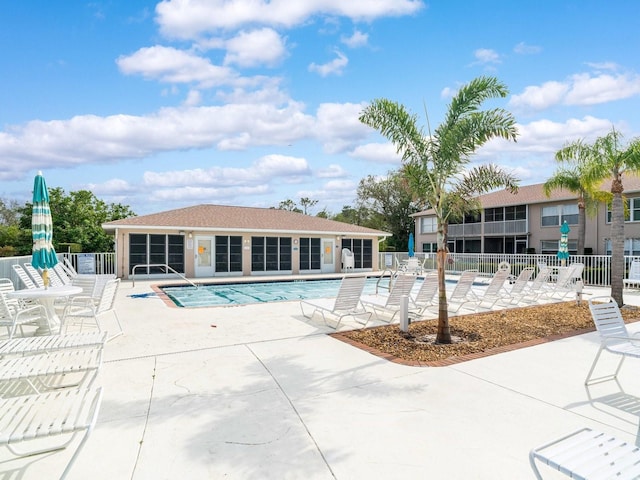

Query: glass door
left=195, top=236, right=214, bottom=277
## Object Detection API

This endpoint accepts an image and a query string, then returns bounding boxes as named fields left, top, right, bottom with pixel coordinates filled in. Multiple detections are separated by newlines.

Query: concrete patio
left=4, top=278, right=640, bottom=479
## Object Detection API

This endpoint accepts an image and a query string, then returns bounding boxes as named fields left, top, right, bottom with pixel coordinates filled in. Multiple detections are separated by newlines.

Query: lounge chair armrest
left=602, top=335, right=640, bottom=345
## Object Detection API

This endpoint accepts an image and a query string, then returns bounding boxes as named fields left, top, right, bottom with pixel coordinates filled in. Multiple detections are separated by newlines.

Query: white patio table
left=7, top=285, right=82, bottom=335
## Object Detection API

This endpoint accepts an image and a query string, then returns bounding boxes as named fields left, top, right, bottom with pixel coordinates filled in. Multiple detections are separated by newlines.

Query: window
left=485, top=207, right=504, bottom=222
left=607, top=198, right=640, bottom=223
left=541, top=204, right=578, bottom=226
left=420, top=216, right=437, bottom=233
left=251, top=237, right=291, bottom=272
left=505, top=205, right=526, bottom=221
left=215, top=236, right=242, bottom=272
left=128, top=234, right=185, bottom=274
left=540, top=239, right=577, bottom=255
left=299, top=238, right=321, bottom=270
left=421, top=242, right=437, bottom=253
left=464, top=212, right=481, bottom=224
left=485, top=205, right=527, bottom=222
left=605, top=238, right=640, bottom=255
left=341, top=239, right=373, bottom=268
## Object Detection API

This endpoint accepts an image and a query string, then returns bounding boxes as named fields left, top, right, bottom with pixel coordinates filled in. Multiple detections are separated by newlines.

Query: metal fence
left=0, top=251, right=631, bottom=288
left=378, top=251, right=630, bottom=287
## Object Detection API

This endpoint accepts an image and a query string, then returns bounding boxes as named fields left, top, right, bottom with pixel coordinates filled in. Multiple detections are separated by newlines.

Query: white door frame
left=321, top=238, right=336, bottom=273
left=194, top=235, right=215, bottom=277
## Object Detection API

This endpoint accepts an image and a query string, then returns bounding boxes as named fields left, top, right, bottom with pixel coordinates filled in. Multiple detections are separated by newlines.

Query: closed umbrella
left=408, top=232, right=415, bottom=258
left=557, top=221, right=570, bottom=266
left=31, top=171, right=58, bottom=287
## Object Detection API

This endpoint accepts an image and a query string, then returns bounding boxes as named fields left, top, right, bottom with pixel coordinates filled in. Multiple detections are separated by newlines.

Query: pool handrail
left=131, top=264, right=198, bottom=288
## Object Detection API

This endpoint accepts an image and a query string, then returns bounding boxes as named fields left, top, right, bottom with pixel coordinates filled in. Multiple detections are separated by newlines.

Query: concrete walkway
left=5, top=279, right=640, bottom=479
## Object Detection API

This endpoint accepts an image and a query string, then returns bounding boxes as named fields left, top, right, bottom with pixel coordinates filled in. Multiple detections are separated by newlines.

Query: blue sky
left=1, top=1, right=640, bottom=216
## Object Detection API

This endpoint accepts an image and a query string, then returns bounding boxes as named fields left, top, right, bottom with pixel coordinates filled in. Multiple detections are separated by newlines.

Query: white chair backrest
left=53, top=263, right=72, bottom=285
left=484, top=268, right=510, bottom=296
left=23, top=264, right=44, bottom=288
left=72, top=275, right=99, bottom=298
left=413, top=273, right=438, bottom=304
left=450, top=270, right=477, bottom=302
left=96, top=278, right=120, bottom=314
left=333, top=276, right=366, bottom=311
left=510, top=268, right=534, bottom=294
left=629, top=260, right=640, bottom=280
left=386, top=274, right=417, bottom=306
left=63, top=257, right=78, bottom=276
left=12, top=264, right=37, bottom=289
left=531, top=266, right=550, bottom=287
left=588, top=296, right=629, bottom=342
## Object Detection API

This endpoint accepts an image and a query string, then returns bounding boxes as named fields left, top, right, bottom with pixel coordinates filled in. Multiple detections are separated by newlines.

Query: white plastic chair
left=0, top=279, right=49, bottom=339
left=300, top=275, right=371, bottom=329
left=585, top=296, right=640, bottom=386
left=360, top=274, right=417, bottom=322
left=624, top=259, right=640, bottom=289
left=62, top=278, right=123, bottom=341
left=447, top=270, right=479, bottom=312
left=12, top=264, right=37, bottom=289
left=476, top=268, right=511, bottom=310
left=410, top=273, right=438, bottom=316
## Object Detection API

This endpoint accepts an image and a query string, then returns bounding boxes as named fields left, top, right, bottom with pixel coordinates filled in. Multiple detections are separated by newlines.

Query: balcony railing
left=484, top=219, right=527, bottom=235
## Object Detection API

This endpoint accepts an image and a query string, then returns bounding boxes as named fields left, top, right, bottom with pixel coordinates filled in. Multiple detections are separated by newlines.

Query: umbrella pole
left=42, top=269, right=49, bottom=289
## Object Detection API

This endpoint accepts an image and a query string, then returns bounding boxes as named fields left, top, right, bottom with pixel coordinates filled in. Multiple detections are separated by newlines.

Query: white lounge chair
left=0, top=331, right=107, bottom=357
left=0, top=387, right=103, bottom=479
left=530, top=427, right=640, bottom=479
left=545, top=263, right=584, bottom=300
left=624, top=259, right=640, bottom=289
left=504, top=267, right=535, bottom=304
left=62, top=278, right=123, bottom=341
left=521, top=265, right=552, bottom=303
left=23, top=263, right=45, bottom=288
left=12, top=264, right=38, bottom=290
left=447, top=270, right=479, bottom=312
left=360, top=274, right=417, bottom=322
left=585, top=296, right=640, bottom=386
left=300, top=275, right=371, bottom=329
left=476, top=268, right=511, bottom=310
left=0, top=346, right=103, bottom=396
left=410, top=273, right=438, bottom=316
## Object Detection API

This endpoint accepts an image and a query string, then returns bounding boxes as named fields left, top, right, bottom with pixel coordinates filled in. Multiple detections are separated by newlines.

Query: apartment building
left=412, top=176, right=640, bottom=256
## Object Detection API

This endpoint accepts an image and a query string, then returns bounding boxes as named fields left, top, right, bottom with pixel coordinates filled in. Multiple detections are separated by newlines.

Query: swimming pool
left=161, top=277, right=386, bottom=307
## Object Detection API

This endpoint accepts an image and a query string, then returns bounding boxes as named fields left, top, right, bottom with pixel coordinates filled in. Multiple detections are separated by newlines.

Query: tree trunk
left=610, top=178, right=625, bottom=306
left=435, top=223, right=451, bottom=344
left=577, top=198, right=586, bottom=255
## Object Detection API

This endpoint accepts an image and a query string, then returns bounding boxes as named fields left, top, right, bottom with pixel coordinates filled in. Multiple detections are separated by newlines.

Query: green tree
left=299, top=197, right=318, bottom=215
left=360, top=76, right=519, bottom=344
left=558, top=129, right=640, bottom=306
left=19, top=188, right=135, bottom=253
left=544, top=149, right=611, bottom=255
left=356, top=172, right=419, bottom=251
left=277, top=199, right=302, bottom=213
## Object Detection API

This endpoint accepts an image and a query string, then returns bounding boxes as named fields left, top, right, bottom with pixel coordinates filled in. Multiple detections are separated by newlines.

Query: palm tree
left=359, top=76, right=519, bottom=344
left=543, top=151, right=611, bottom=255
left=557, top=129, right=640, bottom=306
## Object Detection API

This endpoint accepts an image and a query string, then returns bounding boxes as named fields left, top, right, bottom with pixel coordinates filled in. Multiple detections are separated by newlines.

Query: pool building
left=103, top=204, right=391, bottom=280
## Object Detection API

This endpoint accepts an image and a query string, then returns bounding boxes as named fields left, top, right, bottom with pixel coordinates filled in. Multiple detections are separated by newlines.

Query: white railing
left=378, top=252, right=627, bottom=287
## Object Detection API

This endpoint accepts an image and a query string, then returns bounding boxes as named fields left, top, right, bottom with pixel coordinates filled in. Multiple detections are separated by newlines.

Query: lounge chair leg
left=585, top=348, right=625, bottom=386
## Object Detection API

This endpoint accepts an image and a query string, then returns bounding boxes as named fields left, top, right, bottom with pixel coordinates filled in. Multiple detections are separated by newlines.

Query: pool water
left=162, top=277, right=387, bottom=307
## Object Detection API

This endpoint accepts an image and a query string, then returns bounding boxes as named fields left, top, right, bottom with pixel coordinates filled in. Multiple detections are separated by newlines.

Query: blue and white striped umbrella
left=31, top=171, right=58, bottom=274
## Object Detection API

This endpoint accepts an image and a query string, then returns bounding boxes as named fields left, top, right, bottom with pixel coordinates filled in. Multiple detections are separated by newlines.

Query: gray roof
left=103, top=204, right=391, bottom=237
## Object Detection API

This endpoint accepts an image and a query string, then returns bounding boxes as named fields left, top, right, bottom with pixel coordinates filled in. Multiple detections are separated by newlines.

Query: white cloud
left=183, top=89, right=202, bottom=106
left=224, top=28, right=287, bottom=68
left=349, top=142, right=402, bottom=164
left=314, top=102, right=371, bottom=153
left=565, top=72, right=640, bottom=105
left=117, top=45, right=239, bottom=88
left=509, top=72, right=640, bottom=111
left=509, top=81, right=569, bottom=111
left=341, top=30, right=368, bottom=48
left=513, top=42, right=541, bottom=55
left=473, top=48, right=501, bottom=65
left=308, top=50, right=348, bottom=77
left=316, top=164, right=348, bottom=178
left=83, top=178, right=137, bottom=195
left=155, top=0, right=425, bottom=39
